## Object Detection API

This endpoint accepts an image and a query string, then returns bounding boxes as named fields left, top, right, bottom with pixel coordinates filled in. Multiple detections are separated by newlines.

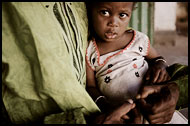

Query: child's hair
left=85, top=2, right=138, bottom=40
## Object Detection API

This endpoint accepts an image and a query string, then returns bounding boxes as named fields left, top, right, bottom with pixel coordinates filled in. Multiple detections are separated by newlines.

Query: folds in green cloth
left=44, top=108, right=86, bottom=124
left=2, top=2, right=99, bottom=124
left=167, top=63, right=188, bottom=108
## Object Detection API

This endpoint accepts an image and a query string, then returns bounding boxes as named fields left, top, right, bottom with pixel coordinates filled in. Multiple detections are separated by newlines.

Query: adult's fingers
left=123, top=107, right=142, bottom=124
left=122, top=102, right=136, bottom=114
left=132, top=107, right=142, bottom=124
left=138, top=99, right=153, bottom=112
left=149, top=89, right=173, bottom=114
left=104, top=102, right=136, bottom=124
left=140, top=100, right=175, bottom=124
left=150, top=100, right=174, bottom=114
left=136, top=86, right=161, bottom=99
left=148, top=106, right=175, bottom=121
left=149, top=112, right=174, bottom=124
left=121, top=114, right=130, bottom=120
left=115, top=102, right=136, bottom=116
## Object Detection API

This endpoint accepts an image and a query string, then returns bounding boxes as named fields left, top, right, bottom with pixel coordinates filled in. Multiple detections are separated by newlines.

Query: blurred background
left=129, top=2, right=188, bottom=119
left=129, top=2, right=188, bottom=66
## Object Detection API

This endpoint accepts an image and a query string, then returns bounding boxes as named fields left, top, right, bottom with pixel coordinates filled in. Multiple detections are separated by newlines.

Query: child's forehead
left=93, top=2, right=133, bottom=11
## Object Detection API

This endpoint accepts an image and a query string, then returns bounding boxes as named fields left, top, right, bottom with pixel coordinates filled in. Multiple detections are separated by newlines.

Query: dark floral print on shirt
left=104, top=76, right=112, bottom=83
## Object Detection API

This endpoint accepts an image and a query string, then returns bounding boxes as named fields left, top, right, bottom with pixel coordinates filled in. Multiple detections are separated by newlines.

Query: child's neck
left=95, top=31, right=134, bottom=56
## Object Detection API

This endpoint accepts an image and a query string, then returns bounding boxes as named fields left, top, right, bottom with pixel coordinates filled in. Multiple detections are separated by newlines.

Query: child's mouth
left=105, top=32, right=117, bottom=39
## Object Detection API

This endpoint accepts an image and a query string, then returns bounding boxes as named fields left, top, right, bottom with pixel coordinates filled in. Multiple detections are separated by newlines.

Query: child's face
left=91, top=2, right=133, bottom=42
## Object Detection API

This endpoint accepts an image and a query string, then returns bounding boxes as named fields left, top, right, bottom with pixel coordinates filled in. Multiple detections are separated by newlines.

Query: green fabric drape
left=167, top=64, right=188, bottom=108
left=2, top=2, right=99, bottom=124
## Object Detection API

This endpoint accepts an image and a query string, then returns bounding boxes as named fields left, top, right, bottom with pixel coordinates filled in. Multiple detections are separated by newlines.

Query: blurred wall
left=176, top=2, right=188, bottom=36
left=154, top=2, right=177, bottom=31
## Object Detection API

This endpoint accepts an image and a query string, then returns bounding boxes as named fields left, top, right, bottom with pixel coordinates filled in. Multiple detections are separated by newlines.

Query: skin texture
left=91, top=2, right=134, bottom=55
left=86, top=2, right=178, bottom=124
left=136, top=82, right=179, bottom=124
left=145, top=61, right=171, bottom=84
left=93, top=101, right=136, bottom=124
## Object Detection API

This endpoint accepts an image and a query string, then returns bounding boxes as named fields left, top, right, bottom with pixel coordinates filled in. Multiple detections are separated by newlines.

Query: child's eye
left=119, top=13, right=128, bottom=18
left=100, top=10, right=109, bottom=17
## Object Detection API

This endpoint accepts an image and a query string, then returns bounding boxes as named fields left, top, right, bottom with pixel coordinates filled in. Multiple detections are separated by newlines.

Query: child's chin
left=105, top=34, right=117, bottom=39
left=103, top=38, right=116, bottom=43
left=104, top=36, right=117, bottom=41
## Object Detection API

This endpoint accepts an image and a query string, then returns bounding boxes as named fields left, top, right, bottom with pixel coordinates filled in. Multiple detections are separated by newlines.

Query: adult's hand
left=124, top=106, right=142, bottom=124
left=94, top=101, right=136, bottom=124
left=136, top=82, right=179, bottom=124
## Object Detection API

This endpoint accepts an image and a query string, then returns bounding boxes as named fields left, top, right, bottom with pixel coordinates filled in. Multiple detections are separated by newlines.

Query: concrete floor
left=153, top=31, right=188, bottom=66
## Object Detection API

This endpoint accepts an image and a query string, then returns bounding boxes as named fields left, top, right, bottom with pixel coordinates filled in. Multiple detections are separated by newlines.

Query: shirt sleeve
left=138, top=31, right=150, bottom=56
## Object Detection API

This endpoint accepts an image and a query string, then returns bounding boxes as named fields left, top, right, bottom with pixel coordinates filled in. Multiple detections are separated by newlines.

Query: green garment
left=167, top=64, right=188, bottom=109
left=2, top=2, right=99, bottom=124
left=2, top=2, right=188, bottom=124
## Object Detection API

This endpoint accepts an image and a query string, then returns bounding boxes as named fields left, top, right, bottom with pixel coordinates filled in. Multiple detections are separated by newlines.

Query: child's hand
left=145, top=61, right=170, bottom=84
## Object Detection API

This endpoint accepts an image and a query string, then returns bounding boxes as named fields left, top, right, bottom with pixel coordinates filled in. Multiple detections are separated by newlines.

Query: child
left=85, top=2, right=170, bottom=116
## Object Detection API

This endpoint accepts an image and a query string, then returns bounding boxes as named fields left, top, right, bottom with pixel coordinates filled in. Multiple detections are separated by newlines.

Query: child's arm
left=145, top=45, right=170, bottom=84
left=86, top=63, right=102, bottom=101
left=86, top=63, right=109, bottom=112
left=146, top=44, right=159, bottom=59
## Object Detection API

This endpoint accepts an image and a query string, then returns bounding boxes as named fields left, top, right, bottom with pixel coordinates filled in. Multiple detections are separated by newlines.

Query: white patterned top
left=86, top=30, right=150, bottom=105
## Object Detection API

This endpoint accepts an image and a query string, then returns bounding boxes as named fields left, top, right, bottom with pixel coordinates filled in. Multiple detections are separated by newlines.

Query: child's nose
left=107, top=16, right=119, bottom=27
